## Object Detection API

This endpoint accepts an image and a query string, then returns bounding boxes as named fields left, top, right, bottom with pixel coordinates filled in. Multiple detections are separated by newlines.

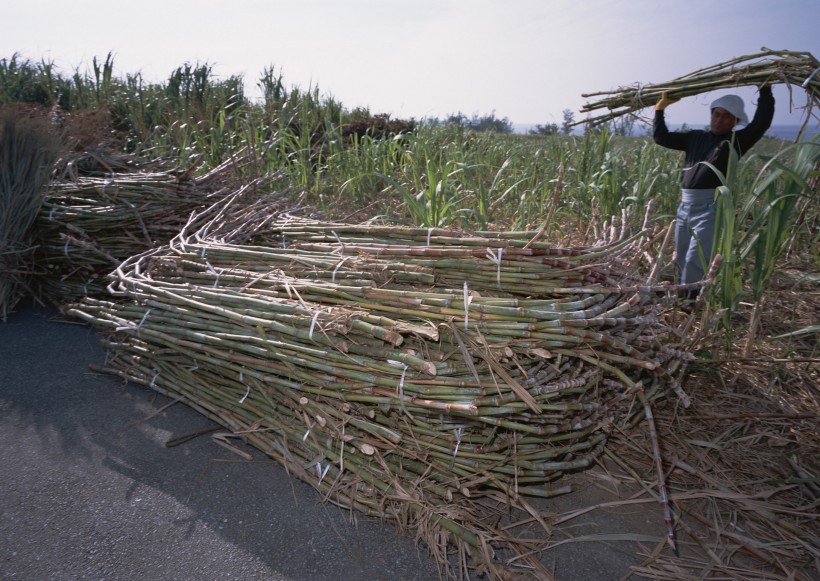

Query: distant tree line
left=426, top=111, right=514, bottom=134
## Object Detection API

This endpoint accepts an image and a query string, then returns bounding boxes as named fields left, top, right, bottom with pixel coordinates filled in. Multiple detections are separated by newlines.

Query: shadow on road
left=0, top=304, right=439, bottom=580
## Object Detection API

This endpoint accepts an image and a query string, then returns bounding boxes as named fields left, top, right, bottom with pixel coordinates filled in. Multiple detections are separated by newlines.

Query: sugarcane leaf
left=771, top=325, right=820, bottom=339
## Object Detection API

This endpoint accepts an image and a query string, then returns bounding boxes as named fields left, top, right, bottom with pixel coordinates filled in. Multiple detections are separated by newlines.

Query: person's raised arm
left=736, top=84, right=775, bottom=151
left=655, top=91, right=680, bottom=112
left=653, top=92, right=687, bottom=150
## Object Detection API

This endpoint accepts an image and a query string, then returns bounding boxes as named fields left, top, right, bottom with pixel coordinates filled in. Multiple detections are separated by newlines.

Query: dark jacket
left=653, top=87, right=774, bottom=189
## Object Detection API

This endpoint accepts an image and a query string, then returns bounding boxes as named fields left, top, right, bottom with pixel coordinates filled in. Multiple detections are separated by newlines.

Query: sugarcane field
left=1, top=47, right=818, bottom=581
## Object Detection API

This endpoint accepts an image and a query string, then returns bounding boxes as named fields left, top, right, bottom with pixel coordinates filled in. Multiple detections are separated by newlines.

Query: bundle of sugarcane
left=0, top=112, right=63, bottom=321
left=577, top=48, right=820, bottom=127
left=33, top=155, right=288, bottom=305
left=68, top=210, right=691, bottom=577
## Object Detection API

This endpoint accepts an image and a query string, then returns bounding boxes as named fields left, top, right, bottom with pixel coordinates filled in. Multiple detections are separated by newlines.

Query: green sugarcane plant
left=708, top=146, right=744, bottom=326
left=706, top=135, right=819, bottom=343
left=739, top=136, right=819, bottom=354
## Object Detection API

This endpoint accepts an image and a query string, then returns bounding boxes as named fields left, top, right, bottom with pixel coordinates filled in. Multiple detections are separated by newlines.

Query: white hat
left=710, top=94, right=748, bottom=125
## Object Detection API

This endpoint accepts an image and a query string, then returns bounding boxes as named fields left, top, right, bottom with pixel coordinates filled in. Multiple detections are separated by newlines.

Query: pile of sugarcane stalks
left=68, top=208, right=696, bottom=578
left=32, top=155, right=288, bottom=306
left=577, top=48, right=820, bottom=127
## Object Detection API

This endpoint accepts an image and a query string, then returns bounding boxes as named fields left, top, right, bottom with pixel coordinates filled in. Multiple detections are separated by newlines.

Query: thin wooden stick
left=637, top=383, right=678, bottom=554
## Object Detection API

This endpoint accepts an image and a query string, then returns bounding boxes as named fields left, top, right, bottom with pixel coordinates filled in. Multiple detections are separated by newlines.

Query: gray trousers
left=675, top=189, right=717, bottom=285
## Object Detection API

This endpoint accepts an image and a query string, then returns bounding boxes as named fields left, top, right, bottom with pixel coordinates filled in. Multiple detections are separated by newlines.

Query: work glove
left=655, top=92, right=680, bottom=111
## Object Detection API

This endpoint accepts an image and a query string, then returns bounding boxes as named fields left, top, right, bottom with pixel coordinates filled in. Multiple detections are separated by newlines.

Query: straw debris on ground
left=602, top=266, right=819, bottom=580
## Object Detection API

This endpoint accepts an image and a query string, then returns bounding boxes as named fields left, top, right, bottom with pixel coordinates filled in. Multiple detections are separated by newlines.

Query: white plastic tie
left=330, top=230, right=345, bottom=255
left=205, top=261, right=220, bottom=288
left=388, top=360, right=409, bottom=414
left=64, top=239, right=70, bottom=257
left=309, top=311, right=321, bottom=339
left=802, top=66, right=820, bottom=88
left=426, top=227, right=433, bottom=246
left=449, top=427, right=464, bottom=469
left=150, top=371, right=160, bottom=387
left=486, top=247, right=503, bottom=288
left=331, top=256, right=349, bottom=283
left=303, top=421, right=316, bottom=442
left=462, top=281, right=472, bottom=330
left=200, top=245, right=207, bottom=258
left=138, top=308, right=152, bottom=328
left=239, top=384, right=250, bottom=404
left=319, top=464, right=331, bottom=483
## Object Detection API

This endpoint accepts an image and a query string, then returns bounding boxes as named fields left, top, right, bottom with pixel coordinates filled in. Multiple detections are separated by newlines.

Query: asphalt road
left=0, top=304, right=440, bottom=581
left=1, top=303, right=653, bottom=580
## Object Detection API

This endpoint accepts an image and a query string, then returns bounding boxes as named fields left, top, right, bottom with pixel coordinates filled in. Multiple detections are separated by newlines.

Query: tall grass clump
left=0, top=110, right=63, bottom=319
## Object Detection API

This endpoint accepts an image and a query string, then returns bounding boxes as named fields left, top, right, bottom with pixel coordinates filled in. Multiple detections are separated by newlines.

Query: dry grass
left=581, top=261, right=819, bottom=580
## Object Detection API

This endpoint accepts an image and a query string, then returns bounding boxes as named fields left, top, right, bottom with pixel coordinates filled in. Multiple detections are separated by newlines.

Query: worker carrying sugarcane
left=652, top=85, right=774, bottom=296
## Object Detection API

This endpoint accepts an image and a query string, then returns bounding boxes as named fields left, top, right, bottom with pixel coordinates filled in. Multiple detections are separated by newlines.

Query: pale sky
left=3, top=0, right=819, bottom=129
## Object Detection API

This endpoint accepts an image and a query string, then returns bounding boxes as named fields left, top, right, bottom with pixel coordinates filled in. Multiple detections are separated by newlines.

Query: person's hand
left=655, top=92, right=680, bottom=111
